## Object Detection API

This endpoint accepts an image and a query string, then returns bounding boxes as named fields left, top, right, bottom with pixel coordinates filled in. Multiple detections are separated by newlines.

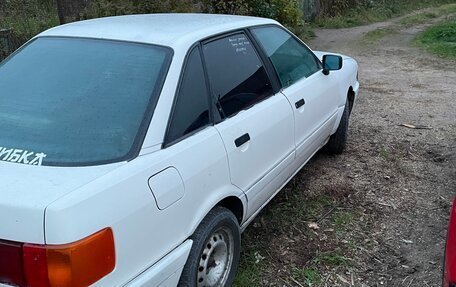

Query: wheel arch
left=347, top=86, right=355, bottom=114
left=187, top=190, right=246, bottom=239
left=216, top=196, right=244, bottom=225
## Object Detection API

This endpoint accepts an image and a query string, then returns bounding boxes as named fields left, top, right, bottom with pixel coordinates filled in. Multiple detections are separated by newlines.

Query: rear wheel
left=324, top=100, right=350, bottom=154
left=178, top=207, right=241, bottom=287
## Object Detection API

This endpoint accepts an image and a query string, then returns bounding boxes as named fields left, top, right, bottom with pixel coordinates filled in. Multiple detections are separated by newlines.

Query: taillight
left=23, top=245, right=49, bottom=287
left=0, top=240, right=26, bottom=286
left=445, top=198, right=456, bottom=287
left=0, top=228, right=115, bottom=287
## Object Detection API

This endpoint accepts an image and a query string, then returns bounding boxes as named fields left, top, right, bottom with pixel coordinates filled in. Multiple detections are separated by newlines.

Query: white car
left=0, top=14, right=358, bottom=287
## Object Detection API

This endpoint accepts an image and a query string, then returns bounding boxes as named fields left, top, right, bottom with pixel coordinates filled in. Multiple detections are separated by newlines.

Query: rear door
left=202, top=32, right=295, bottom=217
left=251, top=26, right=340, bottom=162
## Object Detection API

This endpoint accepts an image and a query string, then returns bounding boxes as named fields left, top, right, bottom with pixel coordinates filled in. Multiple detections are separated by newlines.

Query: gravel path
left=308, top=11, right=456, bottom=286
left=238, top=10, right=456, bottom=287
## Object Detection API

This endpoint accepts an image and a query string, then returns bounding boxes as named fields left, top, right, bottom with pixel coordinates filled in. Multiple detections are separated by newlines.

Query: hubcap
left=197, top=227, right=234, bottom=287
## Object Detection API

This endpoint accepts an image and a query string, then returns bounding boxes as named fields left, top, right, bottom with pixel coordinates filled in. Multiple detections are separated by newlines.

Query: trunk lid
left=0, top=161, right=123, bottom=244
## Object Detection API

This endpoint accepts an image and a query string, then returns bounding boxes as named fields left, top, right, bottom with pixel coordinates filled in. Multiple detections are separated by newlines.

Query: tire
left=178, top=207, right=241, bottom=287
left=324, top=101, right=350, bottom=155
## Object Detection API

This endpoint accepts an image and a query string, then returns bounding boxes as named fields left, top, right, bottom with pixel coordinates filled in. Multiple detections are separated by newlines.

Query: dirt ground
left=237, top=9, right=456, bottom=287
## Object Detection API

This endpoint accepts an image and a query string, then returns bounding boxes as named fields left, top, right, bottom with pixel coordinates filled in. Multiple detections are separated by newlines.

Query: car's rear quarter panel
left=44, top=126, right=244, bottom=286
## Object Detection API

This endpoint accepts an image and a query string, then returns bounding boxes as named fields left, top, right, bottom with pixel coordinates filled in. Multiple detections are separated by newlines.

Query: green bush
left=250, top=0, right=303, bottom=27
left=202, top=0, right=308, bottom=38
left=201, top=0, right=249, bottom=14
left=83, top=0, right=303, bottom=32
left=205, top=0, right=303, bottom=27
left=82, top=0, right=307, bottom=39
left=0, top=0, right=59, bottom=40
left=82, top=0, right=195, bottom=18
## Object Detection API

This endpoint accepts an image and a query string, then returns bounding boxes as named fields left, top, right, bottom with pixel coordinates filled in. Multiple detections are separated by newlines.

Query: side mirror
left=322, top=54, right=343, bottom=75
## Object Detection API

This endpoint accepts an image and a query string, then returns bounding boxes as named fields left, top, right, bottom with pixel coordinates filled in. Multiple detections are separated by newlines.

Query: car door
left=251, top=26, right=340, bottom=162
left=202, top=32, right=295, bottom=218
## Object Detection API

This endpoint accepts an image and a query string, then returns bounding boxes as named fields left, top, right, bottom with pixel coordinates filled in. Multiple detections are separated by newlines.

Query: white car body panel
left=280, top=71, right=340, bottom=161
left=241, top=117, right=332, bottom=230
left=44, top=127, right=245, bottom=286
left=148, top=167, right=185, bottom=210
left=0, top=14, right=359, bottom=287
left=214, top=93, right=295, bottom=217
left=0, top=160, right=123, bottom=243
left=125, top=240, right=192, bottom=287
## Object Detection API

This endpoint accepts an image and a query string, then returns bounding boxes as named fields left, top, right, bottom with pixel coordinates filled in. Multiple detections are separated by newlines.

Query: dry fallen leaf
left=254, top=251, right=265, bottom=263
left=337, top=274, right=351, bottom=285
left=308, top=222, right=320, bottom=230
left=399, top=123, right=432, bottom=129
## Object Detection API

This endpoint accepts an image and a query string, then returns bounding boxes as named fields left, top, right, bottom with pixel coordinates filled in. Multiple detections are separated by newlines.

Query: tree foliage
left=82, top=0, right=303, bottom=29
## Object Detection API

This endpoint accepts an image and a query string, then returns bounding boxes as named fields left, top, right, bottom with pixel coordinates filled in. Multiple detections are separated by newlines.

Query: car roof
left=38, top=13, right=278, bottom=49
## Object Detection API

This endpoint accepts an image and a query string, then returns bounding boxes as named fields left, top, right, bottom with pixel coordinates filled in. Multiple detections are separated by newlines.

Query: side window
left=203, top=33, right=273, bottom=119
left=166, top=47, right=210, bottom=144
left=251, top=26, right=321, bottom=88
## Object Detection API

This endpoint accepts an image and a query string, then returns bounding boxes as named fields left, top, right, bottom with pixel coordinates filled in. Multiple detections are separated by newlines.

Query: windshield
left=0, top=37, right=171, bottom=166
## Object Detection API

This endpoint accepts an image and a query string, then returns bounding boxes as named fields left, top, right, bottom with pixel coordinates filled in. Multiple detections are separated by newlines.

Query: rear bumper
left=124, top=240, right=192, bottom=287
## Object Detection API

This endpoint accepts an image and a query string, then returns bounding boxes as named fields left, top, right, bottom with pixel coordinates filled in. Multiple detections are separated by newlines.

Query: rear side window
left=251, top=26, right=321, bottom=88
left=166, top=47, right=211, bottom=144
left=203, top=33, right=273, bottom=119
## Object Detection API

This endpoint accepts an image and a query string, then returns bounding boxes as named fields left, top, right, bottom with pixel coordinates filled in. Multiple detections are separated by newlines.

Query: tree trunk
left=0, top=28, right=11, bottom=61
left=56, top=0, right=66, bottom=24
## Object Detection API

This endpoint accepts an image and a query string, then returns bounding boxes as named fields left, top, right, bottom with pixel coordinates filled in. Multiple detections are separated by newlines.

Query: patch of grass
left=415, top=19, right=456, bottom=59
left=362, top=27, right=396, bottom=43
left=292, top=267, right=321, bottom=286
left=379, top=148, right=392, bottom=160
left=313, top=250, right=351, bottom=267
left=312, top=194, right=333, bottom=206
left=303, top=194, right=333, bottom=219
left=314, top=0, right=456, bottom=28
left=400, top=12, right=438, bottom=27
left=314, top=12, right=370, bottom=29
left=233, top=249, right=266, bottom=287
left=266, top=193, right=333, bottom=227
left=435, top=3, right=456, bottom=15
left=333, top=211, right=354, bottom=227
left=400, top=3, right=456, bottom=27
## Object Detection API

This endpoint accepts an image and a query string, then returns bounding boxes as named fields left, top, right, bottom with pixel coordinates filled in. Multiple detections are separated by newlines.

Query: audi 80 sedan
left=0, top=14, right=359, bottom=287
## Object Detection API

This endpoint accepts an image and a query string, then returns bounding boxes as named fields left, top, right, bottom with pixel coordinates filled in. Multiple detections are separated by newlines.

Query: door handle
left=295, top=99, right=305, bottom=109
left=235, top=133, right=250, bottom=147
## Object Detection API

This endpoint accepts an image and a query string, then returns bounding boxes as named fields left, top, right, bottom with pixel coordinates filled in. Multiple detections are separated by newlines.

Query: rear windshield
left=0, top=37, right=171, bottom=166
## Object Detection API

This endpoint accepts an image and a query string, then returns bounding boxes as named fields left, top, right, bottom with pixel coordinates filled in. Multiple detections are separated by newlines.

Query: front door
left=251, top=26, right=340, bottom=162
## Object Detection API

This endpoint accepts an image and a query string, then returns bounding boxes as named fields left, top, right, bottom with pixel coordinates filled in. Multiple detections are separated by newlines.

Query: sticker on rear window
left=228, top=36, right=251, bottom=53
left=0, top=147, right=47, bottom=166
